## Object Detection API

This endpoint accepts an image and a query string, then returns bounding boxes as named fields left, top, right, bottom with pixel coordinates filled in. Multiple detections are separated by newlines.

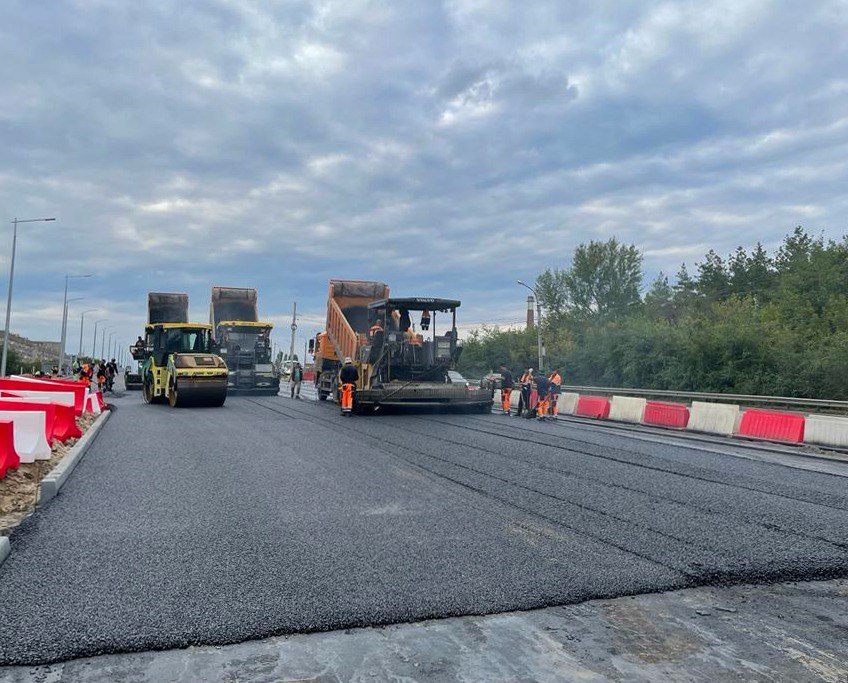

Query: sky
left=1, top=0, right=847, bottom=357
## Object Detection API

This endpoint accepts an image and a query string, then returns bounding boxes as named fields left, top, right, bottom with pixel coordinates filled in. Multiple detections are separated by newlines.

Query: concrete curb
left=38, top=409, right=111, bottom=506
left=0, top=536, right=9, bottom=567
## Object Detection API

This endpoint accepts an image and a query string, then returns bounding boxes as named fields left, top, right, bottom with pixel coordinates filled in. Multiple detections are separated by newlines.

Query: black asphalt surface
left=2, top=392, right=848, bottom=665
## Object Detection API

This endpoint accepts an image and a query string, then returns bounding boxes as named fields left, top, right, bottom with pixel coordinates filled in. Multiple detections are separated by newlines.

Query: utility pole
left=92, top=319, right=106, bottom=359
left=2, top=217, right=56, bottom=376
left=289, top=302, right=297, bottom=361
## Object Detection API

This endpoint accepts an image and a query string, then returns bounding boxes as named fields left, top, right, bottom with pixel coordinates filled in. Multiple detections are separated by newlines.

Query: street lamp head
left=517, top=279, right=526, bottom=286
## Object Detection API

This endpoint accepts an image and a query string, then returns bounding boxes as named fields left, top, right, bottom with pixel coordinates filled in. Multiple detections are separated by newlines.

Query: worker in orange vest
left=499, top=365, right=514, bottom=415
left=535, top=373, right=550, bottom=420
left=548, top=368, right=562, bottom=417
left=339, top=357, right=358, bottom=416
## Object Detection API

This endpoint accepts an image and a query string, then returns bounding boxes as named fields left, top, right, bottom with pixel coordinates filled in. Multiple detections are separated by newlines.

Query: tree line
left=458, top=227, right=848, bottom=399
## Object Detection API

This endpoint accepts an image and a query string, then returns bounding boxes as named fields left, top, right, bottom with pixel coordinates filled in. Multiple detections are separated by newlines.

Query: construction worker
left=339, top=357, right=358, bottom=416
left=499, top=365, right=514, bottom=415
left=517, top=368, right=533, bottom=417
left=548, top=368, right=562, bottom=418
left=535, top=372, right=550, bottom=420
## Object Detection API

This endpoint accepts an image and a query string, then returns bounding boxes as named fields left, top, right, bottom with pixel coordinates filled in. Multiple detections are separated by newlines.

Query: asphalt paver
left=1, top=393, right=847, bottom=665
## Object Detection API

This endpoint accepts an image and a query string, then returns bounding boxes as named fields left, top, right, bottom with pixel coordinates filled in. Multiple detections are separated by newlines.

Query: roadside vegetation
left=459, top=227, right=848, bottom=399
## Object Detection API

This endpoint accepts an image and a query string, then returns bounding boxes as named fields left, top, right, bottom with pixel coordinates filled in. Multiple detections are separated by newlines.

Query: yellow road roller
left=132, top=322, right=229, bottom=407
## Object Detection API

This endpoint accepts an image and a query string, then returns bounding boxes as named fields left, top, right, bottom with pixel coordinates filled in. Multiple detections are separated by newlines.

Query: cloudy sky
left=1, top=0, right=847, bottom=355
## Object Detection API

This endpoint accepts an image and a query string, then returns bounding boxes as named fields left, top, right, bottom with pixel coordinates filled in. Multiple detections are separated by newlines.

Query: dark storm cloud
left=1, top=0, right=847, bottom=347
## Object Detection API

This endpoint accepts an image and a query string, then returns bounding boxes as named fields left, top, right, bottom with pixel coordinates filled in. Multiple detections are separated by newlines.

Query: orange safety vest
left=549, top=372, right=561, bottom=385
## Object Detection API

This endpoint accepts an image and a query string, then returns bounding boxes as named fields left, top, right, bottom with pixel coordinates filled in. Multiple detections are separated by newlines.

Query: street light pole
left=77, top=309, right=97, bottom=363
left=92, top=319, right=106, bottom=358
left=100, top=327, right=110, bottom=359
left=517, top=280, right=545, bottom=372
left=59, top=274, right=92, bottom=372
left=2, top=217, right=56, bottom=376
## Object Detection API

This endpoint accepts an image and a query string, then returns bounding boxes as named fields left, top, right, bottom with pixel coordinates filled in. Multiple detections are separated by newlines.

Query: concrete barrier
left=0, top=411, right=51, bottom=463
left=687, top=401, right=740, bottom=436
left=609, top=396, right=646, bottom=423
left=803, top=414, right=848, bottom=449
left=557, top=392, right=579, bottom=416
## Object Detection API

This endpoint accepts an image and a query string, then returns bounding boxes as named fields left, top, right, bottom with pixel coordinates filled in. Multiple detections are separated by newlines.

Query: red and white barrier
left=609, top=396, right=646, bottom=423
left=574, top=396, right=611, bottom=419
left=644, top=401, right=690, bottom=429
left=5, top=377, right=88, bottom=415
left=0, top=410, right=51, bottom=463
left=0, top=420, right=20, bottom=479
left=738, top=409, right=805, bottom=443
left=0, top=395, right=81, bottom=441
left=86, top=393, right=102, bottom=415
left=0, top=400, right=57, bottom=443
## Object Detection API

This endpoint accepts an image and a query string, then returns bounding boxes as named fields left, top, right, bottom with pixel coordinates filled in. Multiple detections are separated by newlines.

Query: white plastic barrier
left=687, top=401, right=740, bottom=436
left=0, top=410, right=50, bottom=463
left=557, top=392, right=580, bottom=416
left=85, top=393, right=102, bottom=415
left=0, top=390, right=75, bottom=409
left=804, top=414, right=848, bottom=448
left=609, top=395, right=647, bottom=423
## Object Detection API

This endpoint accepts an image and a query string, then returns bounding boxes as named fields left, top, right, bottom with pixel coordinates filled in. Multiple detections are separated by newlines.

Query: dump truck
left=130, top=292, right=228, bottom=407
left=209, top=286, right=279, bottom=395
left=311, top=280, right=493, bottom=412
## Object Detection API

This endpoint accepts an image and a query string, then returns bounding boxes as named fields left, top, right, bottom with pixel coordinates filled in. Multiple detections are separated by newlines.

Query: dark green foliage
left=458, top=228, right=848, bottom=399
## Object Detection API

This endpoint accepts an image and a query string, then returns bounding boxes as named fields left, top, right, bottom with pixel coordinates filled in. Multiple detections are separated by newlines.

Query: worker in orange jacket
left=548, top=369, right=562, bottom=417
left=535, top=373, right=550, bottom=420
left=499, top=365, right=514, bottom=415
left=339, top=357, right=358, bottom=416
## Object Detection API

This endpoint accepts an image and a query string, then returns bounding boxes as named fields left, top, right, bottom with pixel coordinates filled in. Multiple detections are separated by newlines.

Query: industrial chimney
left=526, top=295, right=535, bottom=328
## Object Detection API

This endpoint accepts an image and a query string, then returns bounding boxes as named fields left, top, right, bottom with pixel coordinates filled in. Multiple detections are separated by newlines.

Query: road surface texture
left=3, top=579, right=846, bottom=681
left=1, top=390, right=848, bottom=670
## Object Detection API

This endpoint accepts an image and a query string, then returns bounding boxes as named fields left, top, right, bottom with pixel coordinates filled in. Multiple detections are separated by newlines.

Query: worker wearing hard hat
left=339, top=357, right=359, bottom=416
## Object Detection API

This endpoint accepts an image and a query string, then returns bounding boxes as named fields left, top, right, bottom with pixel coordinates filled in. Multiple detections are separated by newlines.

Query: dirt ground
left=0, top=412, right=99, bottom=534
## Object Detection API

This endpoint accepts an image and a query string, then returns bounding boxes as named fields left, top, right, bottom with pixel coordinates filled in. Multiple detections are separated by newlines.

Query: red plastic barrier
left=303, top=371, right=315, bottom=381
left=96, top=391, right=106, bottom=410
left=575, top=396, right=611, bottom=419
left=644, top=401, right=690, bottom=429
left=0, top=394, right=80, bottom=442
left=0, top=378, right=85, bottom=415
left=738, top=409, right=805, bottom=443
left=0, top=420, right=20, bottom=479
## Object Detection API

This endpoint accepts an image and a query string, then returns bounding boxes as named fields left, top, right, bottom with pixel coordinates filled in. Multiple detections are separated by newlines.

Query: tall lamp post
left=59, top=274, right=92, bottom=372
left=77, top=309, right=97, bottom=363
left=2, top=217, right=56, bottom=376
left=100, top=327, right=112, bottom=359
left=59, top=297, right=85, bottom=372
left=92, top=319, right=106, bottom=358
left=517, top=280, right=545, bottom=372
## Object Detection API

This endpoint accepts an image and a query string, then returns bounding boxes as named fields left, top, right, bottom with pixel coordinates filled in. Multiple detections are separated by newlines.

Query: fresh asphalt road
left=2, top=391, right=848, bottom=666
